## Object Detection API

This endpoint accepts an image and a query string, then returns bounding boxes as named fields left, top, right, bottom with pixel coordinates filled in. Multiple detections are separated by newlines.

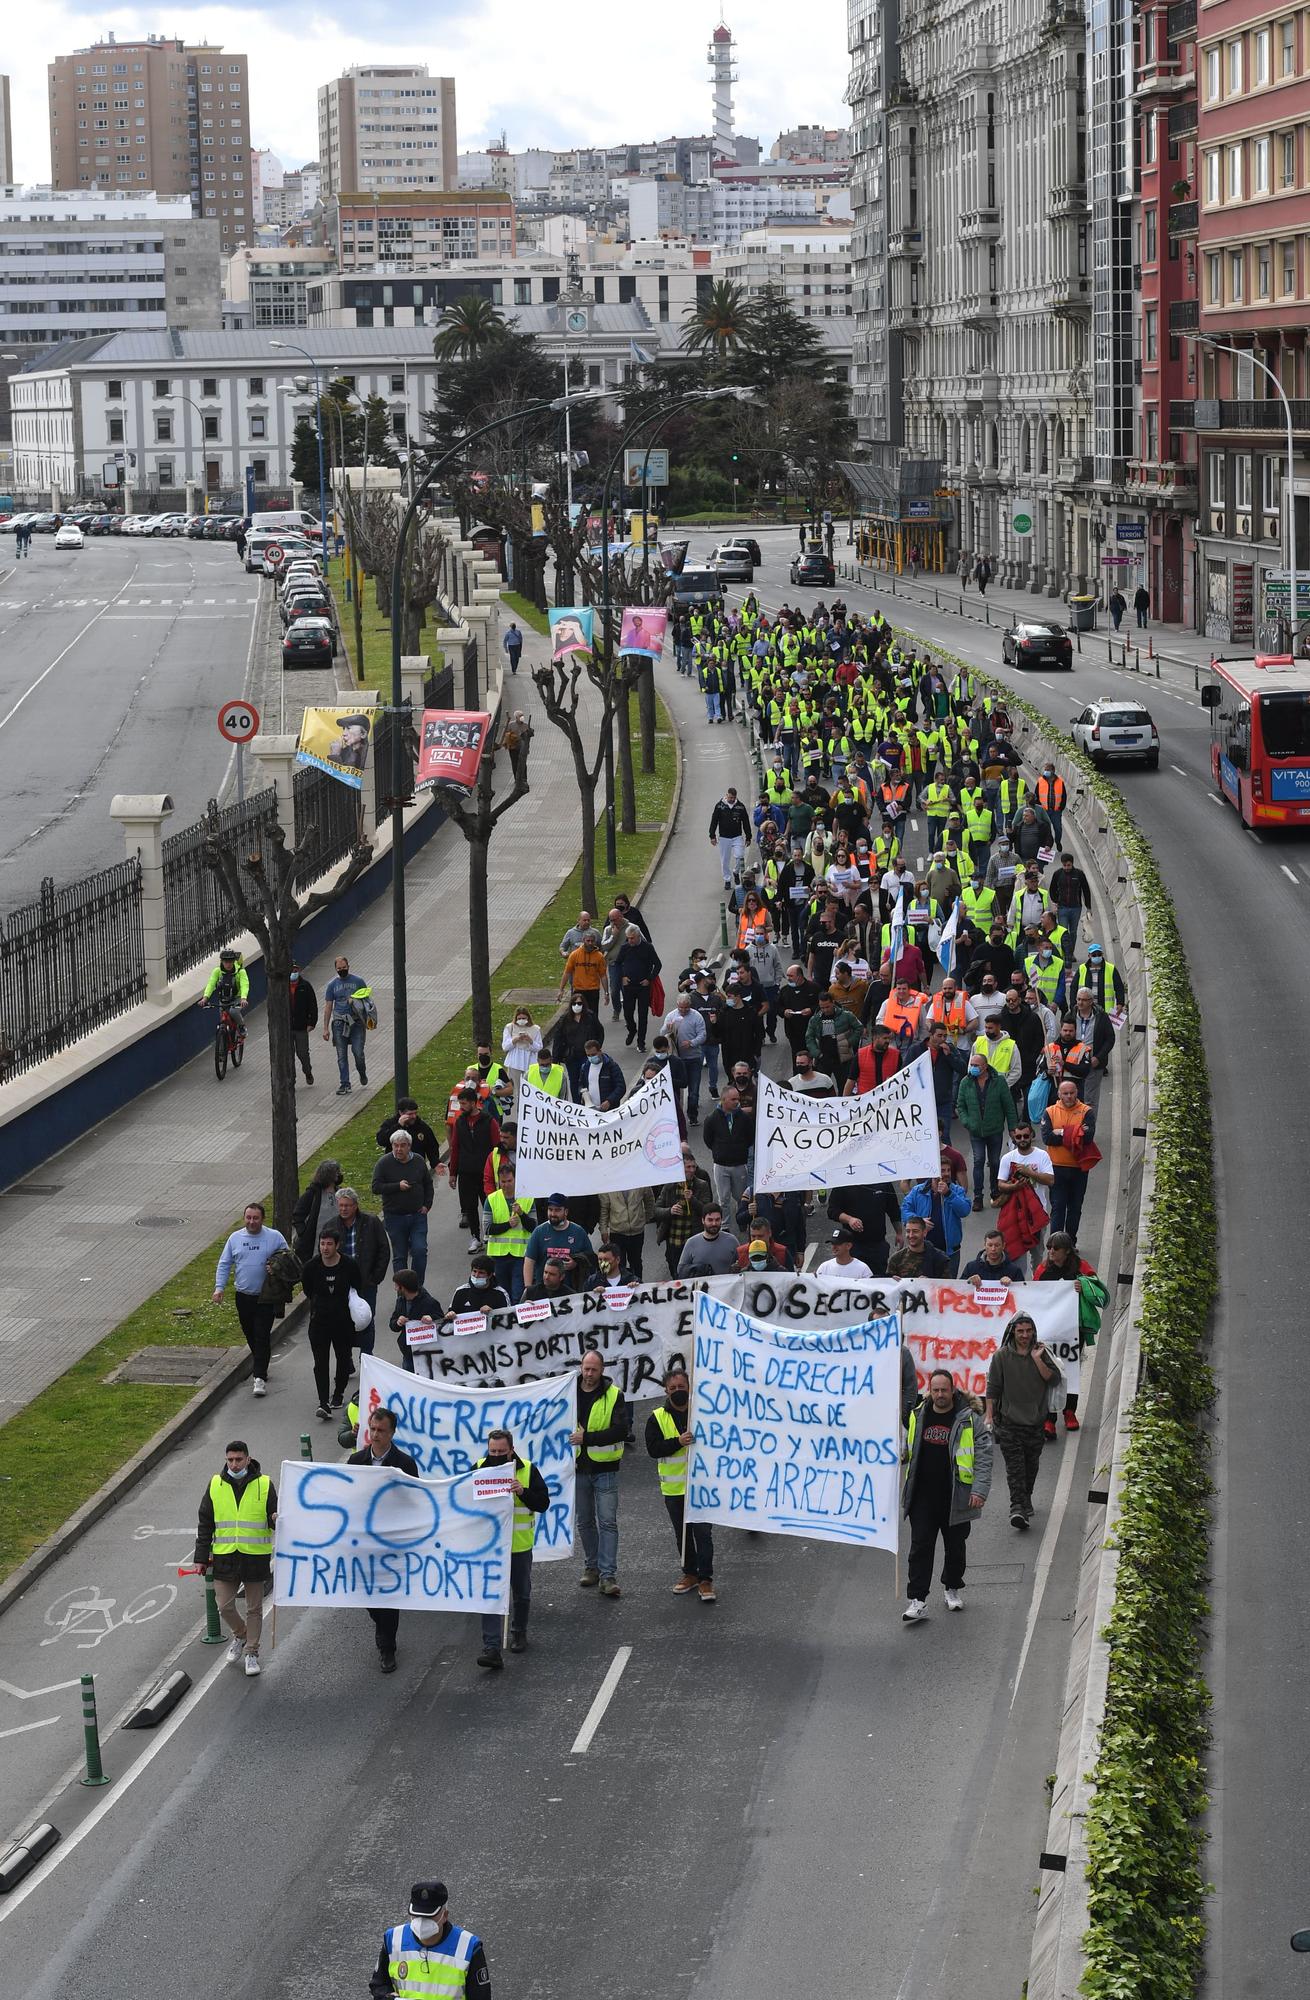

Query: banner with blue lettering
left=358, top=1353, right=576, bottom=1561
left=274, top=1460, right=512, bottom=1613
left=686, top=1291, right=901, bottom=1550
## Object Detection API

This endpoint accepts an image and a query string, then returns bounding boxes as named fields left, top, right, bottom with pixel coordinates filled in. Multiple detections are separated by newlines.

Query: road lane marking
left=570, top=1645, right=632, bottom=1754
left=1245, top=827, right=1264, bottom=843
left=0, top=1717, right=61, bottom=1741
left=1207, top=791, right=1222, bottom=803
left=1170, top=764, right=1187, bottom=775
left=1281, top=864, right=1299, bottom=883
left=0, top=562, right=142, bottom=734
left=0, top=1677, right=83, bottom=1700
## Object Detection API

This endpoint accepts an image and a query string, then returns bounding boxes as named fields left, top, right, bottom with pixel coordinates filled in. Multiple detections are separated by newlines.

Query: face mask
left=516, top=1018, right=529, bottom=1028
left=572, top=1004, right=583, bottom=1015
left=968, top=1065, right=982, bottom=1077
left=668, top=1388, right=690, bottom=1408
left=748, top=1252, right=769, bottom=1269
left=471, top=1273, right=489, bottom=1289
left=228, top=1464, right=249, bottom=1479
left=412, top=1917, right=442, bottom=1944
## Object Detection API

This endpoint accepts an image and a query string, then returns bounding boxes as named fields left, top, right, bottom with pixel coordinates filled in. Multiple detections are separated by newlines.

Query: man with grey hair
left=329, top=1185, right=391, bottom=1354
left=370, top=1128, right=434, bottom=1283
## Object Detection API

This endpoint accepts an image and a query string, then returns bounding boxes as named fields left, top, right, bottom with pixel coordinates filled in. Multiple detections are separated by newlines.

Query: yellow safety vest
left=579, top=1382, right=624, bottom=1465
left=384, top=1923, right=480, bottom=2000
left=652, top=1405, right=688, bottom=1497
left=924, top=783, right=954, bottom=820
left=974, top=1031, right=1016, bottom=1077
left=525, top=1062, right=566, bottom=1097
left=475, top=1455, right=538, bottom=1553
left=485, top=1189, right=533, bottom=1259
left=208, top=1474, right=273, bottom=1557
left=906, top=1405, right=975, bottom=1486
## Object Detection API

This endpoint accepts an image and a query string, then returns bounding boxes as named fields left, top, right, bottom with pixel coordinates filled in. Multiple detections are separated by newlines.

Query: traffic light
left=731, top=451, right=739, bottom=462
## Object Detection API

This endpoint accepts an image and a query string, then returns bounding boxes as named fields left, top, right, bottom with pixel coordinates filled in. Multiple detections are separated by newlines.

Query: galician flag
left=937, top=897, right=960, bottom=976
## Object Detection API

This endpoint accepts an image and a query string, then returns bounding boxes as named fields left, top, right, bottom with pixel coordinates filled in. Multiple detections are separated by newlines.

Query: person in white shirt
left=814, top=1227, right=875, bottom=1282
left=881, top=859, right=914, bottom=904
left=501, top=1008, right=542, bottom=1080
left=996, top=1121, right=1056, bottom=1271
left=970, top=975, right=1005, bottom=1030
left=926, top=977, right=979, bottom=1048
left=662, top=994, right=708, bottom=1123
left=788, top=1050, right=837, bottom=1097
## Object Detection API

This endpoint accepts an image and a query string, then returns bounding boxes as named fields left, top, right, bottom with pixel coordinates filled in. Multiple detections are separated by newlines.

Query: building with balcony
left=309, top=187, right=515, bottom=271
left=316, top=65, right=457, bottom=200
left=847, top=0, right=905, bottom=464
left=717, top=223, right=853, bottom=316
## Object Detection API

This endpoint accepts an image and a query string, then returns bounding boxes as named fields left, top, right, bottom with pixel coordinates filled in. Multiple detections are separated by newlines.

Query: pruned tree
left=429, top=711, right=533, bottom=1049
left=532, top=647, right=642, bottom=915
left=203, top=810, right=374, bottom=1236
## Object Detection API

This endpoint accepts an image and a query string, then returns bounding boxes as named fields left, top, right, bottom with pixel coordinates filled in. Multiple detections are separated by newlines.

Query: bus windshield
left=1258, top=692, right=1310, bottom=758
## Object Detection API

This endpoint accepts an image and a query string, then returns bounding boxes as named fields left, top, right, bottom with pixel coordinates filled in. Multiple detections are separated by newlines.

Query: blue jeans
left=384, top=1211, right=428, bottom=1285
left=1046, top=810, right=1064, bottom=846
left=355, top=1283, right=377, bottom=1355
left=704, top=690, right=722, bottom=721
left=970, top=1131, right=1004, bottom=1199
left=332, top=1018, right=367, bottom=1084
left=481, top=1549, right=533, bottom=1648
left=609, top=962, right=623, bottom=1015
left=680, top=1052, right=704, bottom=1116
left=705, top=1044, right=720, bottom=1092
left=488, top=1255, right=524, bottom=1303
left=1058, top=904, right=1082, bottom=952
left=576, top=1467, right=620, bottom=1580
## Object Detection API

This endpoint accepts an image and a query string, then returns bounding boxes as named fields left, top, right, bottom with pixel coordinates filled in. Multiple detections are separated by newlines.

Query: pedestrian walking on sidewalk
left=192, top=1440, right=276, bottom=1678
left=1108, top=588, right=1126, bottom=631
left=322, top=954, right=373, bottom=1094
left=213, top=1201, right=289, bottom=1398
left=1133, top=583, right=1150, bottom=629
left=288, top=962, right=317, bottom=1083
left=985, top=1312, right=1061, bottom=1528
left=900, top=1369, right=992, bottom=1623
left=502, top=621, right=524, bottom=674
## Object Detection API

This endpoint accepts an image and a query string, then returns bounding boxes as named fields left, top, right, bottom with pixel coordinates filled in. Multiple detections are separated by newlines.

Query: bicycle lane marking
left=0, top=558, right=144, bottom=734
left=40, top=1579, right=178, bottom=1650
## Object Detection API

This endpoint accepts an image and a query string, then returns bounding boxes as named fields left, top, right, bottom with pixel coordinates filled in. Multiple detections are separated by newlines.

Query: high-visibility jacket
left=975, top=1031, right=1017, bottom=1078
left=765, top=768, right=793, bottom=806
left=961, top=884, right=997, bottom=927
left=525, top=1061, right=566, bottom=1097
left=996, top=776, right=1028, bottom=818
left=928, top=990, right=971, bottom=1033
left=962, top=799, right=994, bottom=846
left=1076, top=960, right=1123, bottom=1007
left=1044, top=1099, right=1094, bottom=1169
left=580, top=1383, right=624, bottom=1465
left=880, top=991, right=928, bottom=1039
left=879, top=782, right=911, bottom=818
left=923, top=782, right=955, bottom=821
left=1047, top=1036, right=1093, bottom=1079
left=652, top=1405, right=688, bottom=1496
left=484, top=1189, right=533, bottom=1259
left=208, top=1474, right=274, bottom=1558
left=384, top=1922, right=482, bottom=2000
left=1025, top=953, right=1064, bottom=1004
left=472, top=1454, right=537, bottom=1553
left=906, top=1403, right=976, bottom=1486
left=1035, top=774, right=1067, bottom=815
left=737, top=906, right=771, bottom=949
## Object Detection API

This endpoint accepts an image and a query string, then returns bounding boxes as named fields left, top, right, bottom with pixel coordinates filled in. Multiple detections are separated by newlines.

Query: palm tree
left=433, top=293, right=509, bottom=361
left=681, top=279, right=759, bottom=358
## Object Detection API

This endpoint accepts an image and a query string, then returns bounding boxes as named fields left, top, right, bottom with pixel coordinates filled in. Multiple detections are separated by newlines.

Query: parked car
left=27, top=512, right=61, bottom=534
left=250, top=508, right=324, bottom=544
left=709, top=542, right=755, bottom=583
left=670, top=566, right=725, bottom=611
left=54, top=523, right=84, bottom=550
left=282, top=617, right=338, bottom=668
left=281, top=590, right=331, bottom=627
left=1070, top=699, right=1160, bottom=768
left=87, top=513, right=119, bottom=534
left=1001, top=620, right=1075, bottom=670
left=789, top=550, right=835, bottom=587
left=150, top=513, right=190, bottom=536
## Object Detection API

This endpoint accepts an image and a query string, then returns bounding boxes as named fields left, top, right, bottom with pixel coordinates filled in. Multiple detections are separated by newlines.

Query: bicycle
left=207, top=999, right=246, bottom=1080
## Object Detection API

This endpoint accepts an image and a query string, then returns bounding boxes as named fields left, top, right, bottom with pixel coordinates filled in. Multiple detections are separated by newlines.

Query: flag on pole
left=630, top=340, right=654, bottom=365
left=937, top=897, right=960, bottom=976
left=888, top=886, right=906, bottom=972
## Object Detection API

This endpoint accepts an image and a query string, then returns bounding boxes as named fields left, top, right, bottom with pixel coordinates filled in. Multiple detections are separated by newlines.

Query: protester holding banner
left=481, top=1161, right=535, bottom=1302
left=387, top=1269, right=444, bottom=1372
left=474, top=1429, right=550, bottom=1668
left=571, top=1350, right=627, bottom=1595
left=522, top=1196, right=594, bottom=1291
left=346, top=1407, right=420, bottom=1671
left=647, top=1365, right=715, bottom=1601
left=901, top=1368, right=993, bottom=1623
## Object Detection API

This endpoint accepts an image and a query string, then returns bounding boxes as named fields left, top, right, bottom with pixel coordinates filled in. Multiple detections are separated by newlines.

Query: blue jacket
left=901, top=1179, right=973, bottom=1255
left=573, top=1053, right=626, bottom=1108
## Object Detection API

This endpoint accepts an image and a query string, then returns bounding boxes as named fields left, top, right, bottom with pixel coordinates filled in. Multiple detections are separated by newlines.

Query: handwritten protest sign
left=273, top=1460, right=511, bottom=1613
left=514, top=1066, right=683, bottom=1199
left=358, top=1354, right=576, bottom=1560
left=686, top=1293, right=901, bottom=1548
left=753, top=1057, right=941, bottom=1192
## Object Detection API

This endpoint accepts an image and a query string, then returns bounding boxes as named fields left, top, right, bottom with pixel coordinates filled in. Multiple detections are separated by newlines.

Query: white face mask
left=412, top=1916, right=442, bottom=1943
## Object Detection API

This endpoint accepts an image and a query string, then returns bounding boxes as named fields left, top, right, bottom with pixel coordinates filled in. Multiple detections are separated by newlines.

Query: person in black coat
left=551, top=999, right=604, bottom=1092
left=192, top=1443, right=277, bottom=1671
left=373, top=1098, right=443, bottom=1170
left=347, top=1407, right=419, bottom=1672
left=301, top=1231, right=363, bottom=1419
left=388, top=1271, right=444, bottom=1372
left=826, top=1181, right=903, bottom=1276
left=288, top=965, right=318, bottom=1084
left=615, top=924, right=661, bottom=1049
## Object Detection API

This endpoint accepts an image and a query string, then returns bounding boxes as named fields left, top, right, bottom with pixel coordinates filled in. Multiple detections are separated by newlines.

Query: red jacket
left=855, top=1043, right=902, bottom=1093
left=997, top=1179, right=1048, bottom=1260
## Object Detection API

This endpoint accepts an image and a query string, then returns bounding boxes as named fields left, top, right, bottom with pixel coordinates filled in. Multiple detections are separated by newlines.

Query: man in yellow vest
left=474, top=1426, right=550, bottom=1668
left=191, top=1440, right=277, bottom=1677
left=481, top=1160, right=535, bottom=1303
left=901, top=1366, right=993, bottom=1621
left=569, top=1348, right=627, bottom=1596
left=525, top=1054, right=567, bottom=1097
left=370, top=1880, right=490, bottom=1998
left=646, top=1363, right=716, bottom=1602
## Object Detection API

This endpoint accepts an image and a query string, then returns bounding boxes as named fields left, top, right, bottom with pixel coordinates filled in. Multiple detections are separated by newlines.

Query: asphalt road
left=0, top=535, right=260, bottom=909
left=0, top=597, right=1130, bottom=2000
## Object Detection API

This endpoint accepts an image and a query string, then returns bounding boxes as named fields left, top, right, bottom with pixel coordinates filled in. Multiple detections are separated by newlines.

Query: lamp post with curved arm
left=269, top=339, right=327, bottom=544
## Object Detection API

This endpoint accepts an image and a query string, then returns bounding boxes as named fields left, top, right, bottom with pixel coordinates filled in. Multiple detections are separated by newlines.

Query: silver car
left=710, top=542, right=755, bottom=583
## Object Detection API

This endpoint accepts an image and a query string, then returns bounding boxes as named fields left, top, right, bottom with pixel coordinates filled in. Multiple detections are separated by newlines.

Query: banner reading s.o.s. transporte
left=273, top=1460, right=511, bottom=1613
left=514, top=1065, right=683, bottom=1199
left=358, top=1353, right=575, bottom=1560
left=752, top=1057, right=941, bottom=1193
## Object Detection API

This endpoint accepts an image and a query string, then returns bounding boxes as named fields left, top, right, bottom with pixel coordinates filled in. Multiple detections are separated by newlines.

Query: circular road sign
left=218, top=699, right=261, bottom=744
left=264, top=543, right=286, bottom=570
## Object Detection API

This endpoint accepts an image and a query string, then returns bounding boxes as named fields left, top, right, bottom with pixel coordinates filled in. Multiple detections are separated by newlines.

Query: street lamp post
left=269, top=339, right=327, bottom=546
left=1193, top=331, right=1301, bottom=652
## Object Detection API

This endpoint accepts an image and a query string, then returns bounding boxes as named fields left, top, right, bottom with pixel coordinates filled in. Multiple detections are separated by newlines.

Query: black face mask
left=668, top=1389, right=689, bottom=1409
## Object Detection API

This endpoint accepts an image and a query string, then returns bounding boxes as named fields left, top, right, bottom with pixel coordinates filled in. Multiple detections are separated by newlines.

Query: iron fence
left=423, top=660, right=455, bottom=709
left=292, top=763, right=364, bottom=889
left=162, top=787, right=280, bottom=978
left=372, top=707, right=417, bottom=829
left=0, top=859, right=145, bottom=1082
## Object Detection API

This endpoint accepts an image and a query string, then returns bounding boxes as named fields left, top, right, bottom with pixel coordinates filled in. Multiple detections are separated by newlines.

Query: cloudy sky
left=8, top=0, right=848, bottom=179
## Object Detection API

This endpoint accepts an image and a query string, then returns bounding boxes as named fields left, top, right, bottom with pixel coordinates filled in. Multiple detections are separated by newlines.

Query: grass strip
left=0, top=706, right=676, bottom=1581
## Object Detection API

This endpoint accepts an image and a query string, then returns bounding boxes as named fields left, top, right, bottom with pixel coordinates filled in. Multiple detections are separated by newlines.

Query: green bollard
left=79, top=1674, right=110, bottom=1787
left=299, top=1433, right=314, bottom=1459
left=201, top=1569, right=225, bottom=1645
left=719, top=902, right=730, bottom=951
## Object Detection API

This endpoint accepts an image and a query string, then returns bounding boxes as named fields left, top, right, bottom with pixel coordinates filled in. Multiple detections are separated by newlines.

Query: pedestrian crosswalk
left=0, top=595, right=257, bottom=610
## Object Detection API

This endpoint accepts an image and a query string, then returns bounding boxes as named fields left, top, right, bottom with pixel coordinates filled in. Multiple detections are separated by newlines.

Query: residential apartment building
left=1170, top=0, right=1310, bottom=642
left=848, top=0, right=905, bottom=462
left=773, top=125, right=853, bottom=163
left=307, top=245, right=706, bottom=329
left=0, top=189, right=220, bottom=352
left=10, top=328, right=439, bottom=497
left=314, top=188, right=515, bottom=271
left=870, top=0, right=1092, bottom=586
left=317, top=65, right=457, bottom=199
left=628, top=175, right=831, bottom=246
left=47, top=37, right=253, bottom=254
left=225, top=245, right=336, bottom=327
left=718, top=223, right=854, bottom=316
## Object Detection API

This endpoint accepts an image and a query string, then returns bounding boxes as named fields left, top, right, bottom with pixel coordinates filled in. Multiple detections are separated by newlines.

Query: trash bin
left=1068, top=594, right=1097, bottom=632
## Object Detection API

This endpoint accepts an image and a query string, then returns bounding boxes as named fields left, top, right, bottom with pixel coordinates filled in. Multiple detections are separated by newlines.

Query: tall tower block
left=709, top=22, right=736, bottom=157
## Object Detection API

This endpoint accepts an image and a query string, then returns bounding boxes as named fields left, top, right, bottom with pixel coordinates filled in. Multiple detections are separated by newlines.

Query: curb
left=0, top=1298, right=308, bottom=1619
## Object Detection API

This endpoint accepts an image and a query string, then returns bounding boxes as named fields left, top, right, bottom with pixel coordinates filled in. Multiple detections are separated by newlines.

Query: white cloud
left=7, top=0, right=846, bottom=181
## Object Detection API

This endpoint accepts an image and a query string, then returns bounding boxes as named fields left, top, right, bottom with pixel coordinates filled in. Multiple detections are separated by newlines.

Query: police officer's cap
left=409, top=1881, right=449, bottom=1916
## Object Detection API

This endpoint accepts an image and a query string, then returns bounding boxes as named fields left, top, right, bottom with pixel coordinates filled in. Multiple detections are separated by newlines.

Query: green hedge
left=897, top=633, right=1216, bottom=1998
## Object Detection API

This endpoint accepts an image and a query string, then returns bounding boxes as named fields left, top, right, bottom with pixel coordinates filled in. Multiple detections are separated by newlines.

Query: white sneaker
left=901, top=1598, right=926, bottom=1624
left=225, top=1637, right=245, bottom=1665
left=467, top=1235, right=481, bottom=1252
left=944, top=1588, right=965, bottom=1612
left=252, top=1377, right=267, bottom=1397
left=243, top=1653, right=261, bottom=1677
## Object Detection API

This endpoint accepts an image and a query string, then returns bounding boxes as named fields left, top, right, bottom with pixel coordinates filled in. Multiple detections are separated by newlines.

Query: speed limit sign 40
left=218, top=699, right=260, bottom=743
left=265, top=544, right=286, bottom=571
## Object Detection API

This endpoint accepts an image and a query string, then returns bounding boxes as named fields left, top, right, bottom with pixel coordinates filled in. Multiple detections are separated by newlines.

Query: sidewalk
left=0, top=610, right=585, bottom=1424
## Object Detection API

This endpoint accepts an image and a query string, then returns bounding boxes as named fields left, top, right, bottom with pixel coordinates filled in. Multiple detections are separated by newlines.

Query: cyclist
left=201, top=949, right=249, bottom=1041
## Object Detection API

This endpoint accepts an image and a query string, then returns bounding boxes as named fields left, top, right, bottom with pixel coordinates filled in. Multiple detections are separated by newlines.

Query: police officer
left=474, top=1426, right=550, bottom=1669
left=370, top=1881, right=490, bottom=1999
left=646, top=1364, right=715, bottom=1601
left=191, top=1439, right=276, bottom=1678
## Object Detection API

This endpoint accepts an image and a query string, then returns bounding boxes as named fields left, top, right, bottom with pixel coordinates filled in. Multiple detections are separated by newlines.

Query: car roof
left=288, top=616, right=332, bottom=629
left=1015, top=620, right=1061, bottom=632
left=1088, top=698, right=1151, bottom=713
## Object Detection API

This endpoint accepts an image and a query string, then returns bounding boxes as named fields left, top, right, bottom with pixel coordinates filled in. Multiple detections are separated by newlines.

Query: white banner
left=752, top=1056, right=941, bottom=1193
left=514, top=1065, right=683, bottom=1199
left=403, top=1272, right=1081, bottom=1397
left=273, top=1459, right=511, bottom=1613
left=358, top=1353, right=576, bottom=1561
left=686, top=1292, right=901, bottom=1549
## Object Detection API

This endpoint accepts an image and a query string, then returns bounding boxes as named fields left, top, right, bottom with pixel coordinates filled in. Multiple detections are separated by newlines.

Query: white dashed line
left=1281, top=864, right=1300, bottom=884
left=1246, top=827, right=1264, bottom=843
left=570, top=1646, right=633, bottom=1755
left=1206, top=791, right=1223, bottom=804
left=1170, top=764, right=1187, bottom=775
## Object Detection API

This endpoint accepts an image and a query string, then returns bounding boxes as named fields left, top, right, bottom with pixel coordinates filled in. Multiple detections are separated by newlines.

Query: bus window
left=1223, top=702, right=1250, bottom=770
left=1258, top=692, right=1310, bottom=758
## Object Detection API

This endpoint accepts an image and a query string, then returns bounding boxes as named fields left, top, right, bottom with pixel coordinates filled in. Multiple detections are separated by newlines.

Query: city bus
left=1201, top=654, right=1310, bottom=827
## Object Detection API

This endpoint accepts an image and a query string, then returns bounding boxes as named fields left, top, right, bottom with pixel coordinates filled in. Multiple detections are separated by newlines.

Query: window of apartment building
left=1209, top=453, right=1226, bottom=507
left=1281, top=131, right=1297, bottom=185
left=1258, top=243, right=1273, bottom=295
left=1144, top=111, right=1156, bottom=164
left=154, top=378, right=170, bottom=397
left=1228, top=142, right=1244, bottom=197
left=201, top=377, right=217, bottom=397
left=1230, top=247, right=1246, bottom=299
left=1281, top=18, right=1297, bottom=73
left=1255, top=135, right=1272, bottom=192
left=1144, top=306, right=1158, bottom=360
left=1145, top=408, right=1159, bottom=461
left=157, top=460, right=174, bottom=486
left=389, top=373, right=405, bottom=393
left=1207, top=249, right=1224, bottom=301
left=1205, top=149, right=1222, bottom=203
left=108, top=416, right=124, bottom=442
left=250, top=414, right=266, bottom=439
left=1263, top=457, right=1283, bottom=513
left=155, top=416, right=172, bottom=441
left=1235, top=452, right=1253, bottom=511
left=202, top=415, right=219, bottom=440
left=107, top=379, right=122, bottom=399
left=1282, top=239, right=1299, bottom=292
left=248, top=376, right=264, bottom=395
left=1227, top=37, right=1244, bottom=90
left=1145, top=207, right=1157, bottom=262
left=1255, top=27, right=1272, bottom=82
left=514, top=278, right=530, bottom=304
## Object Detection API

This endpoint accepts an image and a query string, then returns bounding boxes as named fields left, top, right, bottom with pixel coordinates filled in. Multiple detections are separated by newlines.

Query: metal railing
left=372, top=708, right=417, bottom=830
left=0, top=860, right=145, bottom=1081
left=292, top=764, right=363, bottom=890
left=161, top=788, right=280, bottom=978
left=423, top=660, right=455, bottom=709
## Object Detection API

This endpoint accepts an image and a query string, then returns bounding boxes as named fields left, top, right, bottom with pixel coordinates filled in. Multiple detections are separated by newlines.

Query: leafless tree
left=531, top=648, right=642, bottom=915
left=429, top=712, right=533, bottom=1049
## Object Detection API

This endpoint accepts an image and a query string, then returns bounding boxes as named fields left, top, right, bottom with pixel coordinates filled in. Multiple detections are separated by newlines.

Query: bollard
left=299, top=1433, right=314, bottom=1459
left=1075, top=627, right=1082, bottom=654
left=79, top=1674, right=110, bottom=1787
left=719, top=901, right=730, bottom=951
left=202, top=1569, right=225, bottom=1645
